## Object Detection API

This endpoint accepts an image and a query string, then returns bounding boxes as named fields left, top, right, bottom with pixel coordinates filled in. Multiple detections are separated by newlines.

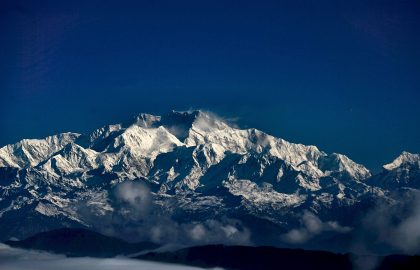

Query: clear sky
left=1, top=0, right=419, bottom=171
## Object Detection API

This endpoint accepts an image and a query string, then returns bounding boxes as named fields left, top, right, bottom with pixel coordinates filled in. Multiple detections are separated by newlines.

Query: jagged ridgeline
left=0, top=110, right=419, bottom=249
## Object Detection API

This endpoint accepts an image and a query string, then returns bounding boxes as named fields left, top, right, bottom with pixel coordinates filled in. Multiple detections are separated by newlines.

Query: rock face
left=0, top=110, right=418, bottom=246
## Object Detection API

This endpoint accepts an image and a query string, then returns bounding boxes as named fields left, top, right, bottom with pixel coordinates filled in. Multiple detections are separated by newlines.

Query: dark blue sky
left=1, top=0, right=419, bottom=171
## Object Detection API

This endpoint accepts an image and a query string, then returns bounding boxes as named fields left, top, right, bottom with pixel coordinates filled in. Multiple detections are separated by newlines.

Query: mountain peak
left=318, top=153, right=371, bottom=181
left=383, top=151, right=420, bottom=171
left=166, top=109, right=216, bottom=124
left=152, top=110, right=229, bottom=142
left=171, top=109, right=203, bottom=116
left=0, top=132, right=80, bottom=168
left=134, top=113, right=161, bottom=128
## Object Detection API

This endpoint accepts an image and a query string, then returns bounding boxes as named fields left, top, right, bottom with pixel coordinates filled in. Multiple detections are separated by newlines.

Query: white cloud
left=355, top=190, right=420, bottom=254
left=0, top=244, right=212, bottom=270
left=78, top=181, right=252, bottom=246
left=190, top=224, right=206, bottom=241
left=281, top=210, right=352, bottom=244
left=114, top=181, right=152, bottom=218
left=188, top=219, right=251, bottom=245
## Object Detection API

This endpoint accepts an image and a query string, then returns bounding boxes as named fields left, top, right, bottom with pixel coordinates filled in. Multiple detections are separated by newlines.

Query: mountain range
left=0, top=110, right=419, bottom=252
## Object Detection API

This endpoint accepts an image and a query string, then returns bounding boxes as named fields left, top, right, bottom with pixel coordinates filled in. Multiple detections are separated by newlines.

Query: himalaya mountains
left=0, top=110, right=419, bottom=252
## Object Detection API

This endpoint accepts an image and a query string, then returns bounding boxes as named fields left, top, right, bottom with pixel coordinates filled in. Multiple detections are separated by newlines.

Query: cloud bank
left=0, top=244, right=213, bottom=270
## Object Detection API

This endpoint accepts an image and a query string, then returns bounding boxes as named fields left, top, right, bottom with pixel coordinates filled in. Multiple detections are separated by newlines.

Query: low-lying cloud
left=77, top=180, right=251, bottom=246
left=185, top=219, right=251, bottom=245
left=0, top=244, right=211, bottom=270
left=114, top=181, right=152, bottom=219
left=148, top=218, right=251, bottom=246
left=352, top=190, right=420, bottom=255
left=281, top=210, right=351, bottom=244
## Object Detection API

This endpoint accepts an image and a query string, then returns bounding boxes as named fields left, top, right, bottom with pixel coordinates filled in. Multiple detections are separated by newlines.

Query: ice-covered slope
left=0, top=110, right=417, bottom=244
left=0, top=133, right=80, bottom=168
left=383, top=151, right=420, bottom=171
left=369, top=151, right=420, bottom=189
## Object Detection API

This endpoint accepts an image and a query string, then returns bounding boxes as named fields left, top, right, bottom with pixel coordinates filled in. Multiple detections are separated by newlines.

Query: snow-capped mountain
left=0, top=110, right=418, bottom=246
left=368, top=151, right=420, bottom=189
